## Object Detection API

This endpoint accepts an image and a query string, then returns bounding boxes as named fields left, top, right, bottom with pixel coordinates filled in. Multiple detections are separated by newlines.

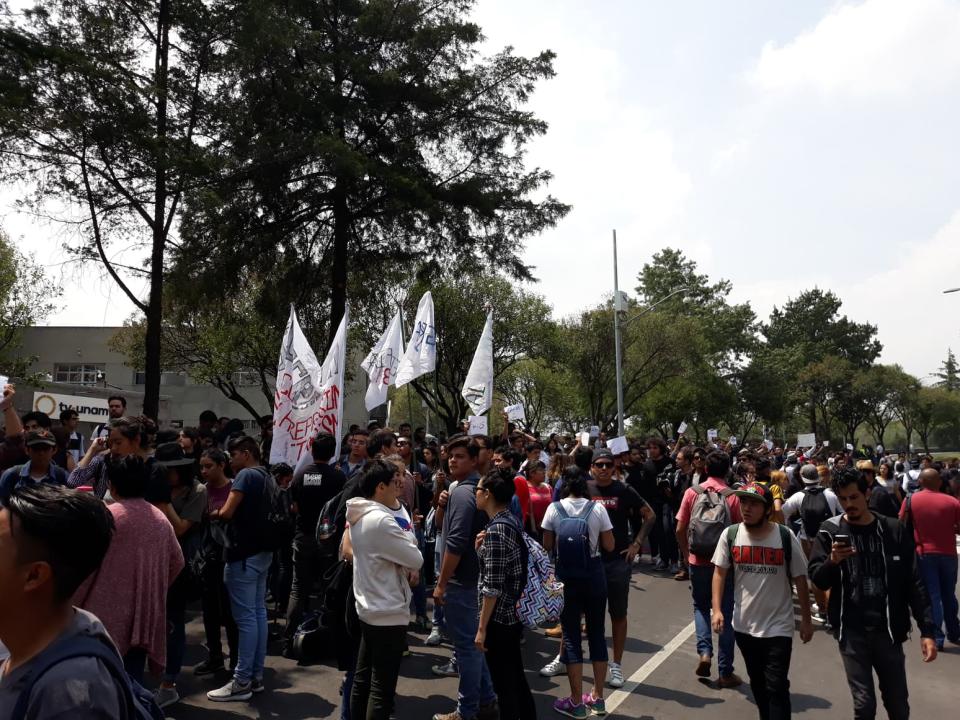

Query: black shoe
left=194, top=657, right=225, bottom=677
left=478, top=700, right=500, bottom=720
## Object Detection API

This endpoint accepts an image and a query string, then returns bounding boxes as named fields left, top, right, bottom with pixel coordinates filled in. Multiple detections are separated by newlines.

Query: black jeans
left=735, top=632, right=793, bottom=720
left=285, top=537, right=327, bottom=639
left=838, top=628, right=909, bottom=720
left=200, top=557, right=238, bottom=665
left=484, top=620, right=536, bottom=720
left=350, top=621, right=407, bottom=720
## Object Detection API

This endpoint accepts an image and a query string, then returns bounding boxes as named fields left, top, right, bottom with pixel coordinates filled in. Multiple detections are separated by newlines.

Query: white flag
left=361, top=311, right=404, bottom=411
left=462, top=310, right=493, bottom=416
left=270, top=306, right=322, bottom=466
left=395, top=291, right=436, bottom=387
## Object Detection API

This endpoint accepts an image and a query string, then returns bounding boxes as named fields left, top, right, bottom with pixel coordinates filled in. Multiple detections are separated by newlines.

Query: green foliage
left=0, top=227, right=59, bottom=379
left=934, top=348, right=960, bottom=392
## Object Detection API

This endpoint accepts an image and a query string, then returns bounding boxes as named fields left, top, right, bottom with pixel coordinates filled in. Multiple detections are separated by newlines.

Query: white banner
left=33, top=392, right=110, bottom=424
left=361, top=311, right=404, bottom=411
left=462, top=310, right=494, bottom=416
left=271, top=306, right=324, bottom=467
left=395, top=291, right=436, bottom=388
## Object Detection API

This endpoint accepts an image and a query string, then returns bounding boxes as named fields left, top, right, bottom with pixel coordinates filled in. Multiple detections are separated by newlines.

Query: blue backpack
left=551, top=500, right=596, bottom=581
left=13, top=635, right=164, bottom=720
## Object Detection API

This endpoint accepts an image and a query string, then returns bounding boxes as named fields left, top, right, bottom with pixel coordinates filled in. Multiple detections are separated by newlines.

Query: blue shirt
left=0, top=461, right=69, bottom=503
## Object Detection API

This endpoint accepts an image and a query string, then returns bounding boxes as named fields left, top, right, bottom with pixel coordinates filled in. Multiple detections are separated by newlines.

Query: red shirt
left=900, top=489, right=960, bottom=556
left=676, top=477, right=742, bottom=567
left=513, top=475, right=530, bottom=524
left=527, top=480, right=553, bottom=528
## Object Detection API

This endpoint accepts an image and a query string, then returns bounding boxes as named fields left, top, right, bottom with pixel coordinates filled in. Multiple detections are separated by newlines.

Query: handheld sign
left=579, top=431, right=591, bottom=446
left=845, top=443, right=854, bottom=451
left=677, top=420, right=688, bottom=435
left=0, top=375, right=8, bottom=390
left=504, top=403, right=526, bottom=422
left=797, top=433, right=816, bottom=448
left=728, top=436, right=738, bottom=446
left=589, top=425, right=601, bottom=438
left=607, top=436, right=629, bottom=455
left=707, top=429, right=718, bottom=441
left=468, top=415, right=488, bottom=436
left=764, top=439, right=774, bottom=450
left=823, top=440, right=830, bottom=447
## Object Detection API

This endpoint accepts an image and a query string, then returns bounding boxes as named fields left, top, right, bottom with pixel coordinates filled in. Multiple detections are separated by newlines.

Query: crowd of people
left=0, top=382, right=958, bottom=720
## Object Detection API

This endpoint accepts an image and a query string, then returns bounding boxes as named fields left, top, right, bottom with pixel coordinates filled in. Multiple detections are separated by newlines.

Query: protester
left=207, top=435, right=274, bottom=702
left=809, top=467, right=938, bottom=720
left=196, top=447, right=238, bottom=676
left=474, top=467, right=537, bottom=720
left=431, top=434, right=499, bottom=720
left=58, top=408, right=85, bottom=463
left=344, top=459, right=423, bottom=720
left=675, top=450, right=743, bottom=687
left=153, top=442, right=208, bottom=709
left=900, top=467, right=960, bottom=649
left=0, top=485, right=124, bottom=717
left=0, top=385, right=27, bottom=472
left=541, top=467, right=615, bottom=718
left=91, top=395, right=127, bottom=440
left=525, top=460, right=552, bottom=537
left=0, top=429, right=69, bottom=503
left=711, top=483, right=812, bottom=720
left=69, top=416, right=159, bottom=499
left=859, top=459, right=901, bottom=518
left=74, top=456, right=184, bottom=684
left=285, top=433, right=346, bottom=650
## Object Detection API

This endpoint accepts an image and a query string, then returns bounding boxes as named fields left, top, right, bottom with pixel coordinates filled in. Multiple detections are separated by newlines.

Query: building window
left=231, top=371, right=260, bottom=386
left=134, top=371, right=187, bottom=386
left=54, top=364, right=105, bottom=386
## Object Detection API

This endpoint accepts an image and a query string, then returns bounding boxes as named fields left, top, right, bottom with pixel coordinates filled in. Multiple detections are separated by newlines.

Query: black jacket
left=808, top=513, right=935, bottom=643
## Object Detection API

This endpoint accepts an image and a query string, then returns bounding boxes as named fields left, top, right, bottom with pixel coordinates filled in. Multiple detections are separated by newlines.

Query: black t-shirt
left=639, top=456, right=671, bottom=504
left=845, top=519, right=888, bottom=631
left=867, top=482, right=901, bottom=518
left=588, top=479, right=646, bottom=562
left=290, top=462, right=346, bottom=539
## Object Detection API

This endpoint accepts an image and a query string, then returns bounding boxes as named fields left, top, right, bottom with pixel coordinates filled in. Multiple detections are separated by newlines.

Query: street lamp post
left=611, top=229, right=690, bottom=435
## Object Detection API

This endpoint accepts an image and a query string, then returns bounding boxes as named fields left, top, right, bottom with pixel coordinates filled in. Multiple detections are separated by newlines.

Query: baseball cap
left=800, top=463, right=820, bottom=485
left=25, top=429, right=57, bottom=448
left=592, top=448, right=614, bottom=464
left=733, top=482, right=773, bottom=507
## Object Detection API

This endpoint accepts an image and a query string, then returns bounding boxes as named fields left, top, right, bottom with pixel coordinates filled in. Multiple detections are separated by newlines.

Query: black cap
left=592, top=448, right=614, bottom=463
left=153, top=442, right=194, bottom=467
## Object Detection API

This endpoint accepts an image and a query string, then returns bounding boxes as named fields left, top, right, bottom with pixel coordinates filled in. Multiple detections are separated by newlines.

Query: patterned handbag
left=515, top=532, right=565, bottom=628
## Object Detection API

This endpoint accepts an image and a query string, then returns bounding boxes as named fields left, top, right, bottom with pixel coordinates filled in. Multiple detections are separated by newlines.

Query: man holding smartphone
left=809, top=466, right=937, bottom=720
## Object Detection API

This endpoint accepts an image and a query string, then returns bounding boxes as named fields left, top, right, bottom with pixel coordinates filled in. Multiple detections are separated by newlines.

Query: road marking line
left=605, top=620, right=697, bottom=714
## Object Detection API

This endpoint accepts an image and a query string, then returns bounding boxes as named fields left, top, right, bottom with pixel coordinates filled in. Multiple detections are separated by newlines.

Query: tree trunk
left=143, top=0, right=171, bottom=420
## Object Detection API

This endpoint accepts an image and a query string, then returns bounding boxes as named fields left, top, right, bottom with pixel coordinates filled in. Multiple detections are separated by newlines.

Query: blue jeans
left=559, top=561, right=608, bottom=664
left=690, top=563, right=735, bottom=677
left=917, top=553, right=960, bottom=646
left=444, top=583, right=496, bottom=718
left=224, top=551, right=272, bottom=684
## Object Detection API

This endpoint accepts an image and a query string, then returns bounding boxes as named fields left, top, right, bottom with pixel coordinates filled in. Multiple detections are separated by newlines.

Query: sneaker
left=478, top=700, right=500, bottom=720
left=582, top=693, right=607, bottom=716
left=540, top=653, right=565, bottom=677
left=425, top=625, right=444, bottom=646
left=553, top=696, right=588, bottom=719
left=606, top=661, right=624, bottom=688
left=207, top=679, right=253, bottom=702
left=194, top=657, right=225, bottom=676
left=431, top=659, right=459, bottom=677
left=432, top=712, right=466, bottom=720
left=154, top=686, right=179, bottom=709
left=251, top=678, right=265, bottom=694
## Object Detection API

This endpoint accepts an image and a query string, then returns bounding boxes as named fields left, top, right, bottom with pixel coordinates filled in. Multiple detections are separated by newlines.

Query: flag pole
left=397, top=297, right=416, bottom=471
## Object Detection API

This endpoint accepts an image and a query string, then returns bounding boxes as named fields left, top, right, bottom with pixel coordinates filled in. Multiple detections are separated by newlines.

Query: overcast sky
left=4, top=0, right=960, bottom=380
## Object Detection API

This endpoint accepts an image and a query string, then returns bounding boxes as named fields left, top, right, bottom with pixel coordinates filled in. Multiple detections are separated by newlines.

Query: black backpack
left=257, top=469, right=295, bottom=552
left=13, top=635, right=164, bottom=720
left=800, top=486, right=832, bottom=538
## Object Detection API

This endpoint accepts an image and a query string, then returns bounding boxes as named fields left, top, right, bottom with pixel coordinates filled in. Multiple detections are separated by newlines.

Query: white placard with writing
left=0, top=375, right=8, bottom=390
left=468, top=415, right=488, bottom=436
left=707, top=429, right=718, bottom=441
left=845, top=443, right=854, bottom=451
left=729, top=436, right=738, bottom=446
left=677, top=420, right=688, bottom=435
left=823, top=440, right=830, bottom=447
left=504, top=403, right=526, bottom=422
left=764, top=439, right=774, bottom=450
left=607, top=436, right=629, bottom=455
left=796, top=433, right=816, bottom=448
left=580, top=431, right=591, bottom=446
left=589, top=425, right=600, bottom=437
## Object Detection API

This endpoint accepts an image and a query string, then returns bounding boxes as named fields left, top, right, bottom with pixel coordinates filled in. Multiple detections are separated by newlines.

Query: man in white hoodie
left=345, top=459, right=424, bottom=720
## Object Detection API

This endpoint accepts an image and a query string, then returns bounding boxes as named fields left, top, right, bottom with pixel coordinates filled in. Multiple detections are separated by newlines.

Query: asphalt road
left=166, top=553, right=960, bottom=720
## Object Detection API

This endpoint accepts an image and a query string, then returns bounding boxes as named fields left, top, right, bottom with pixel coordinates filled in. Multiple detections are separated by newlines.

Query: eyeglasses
left=593, top=462, right=614, bottom=469
left=397, top=440, right=410, bottom=446
left=475, top=485, right=488, bottom=493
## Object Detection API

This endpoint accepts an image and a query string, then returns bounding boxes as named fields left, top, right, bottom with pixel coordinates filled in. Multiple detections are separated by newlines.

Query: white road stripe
left=605, top=620, right=697, bottom=714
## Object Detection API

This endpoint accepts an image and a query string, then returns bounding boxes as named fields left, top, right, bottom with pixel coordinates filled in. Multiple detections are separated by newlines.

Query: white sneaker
left=540, top=653, right=565, bottom=677
left=207, top=679, right=253, bottom=702
left=154, top=686, right=179, bottom=709
left=607, top=661, right=625, bottom=688
left=425, top=626, right=444, bottom=646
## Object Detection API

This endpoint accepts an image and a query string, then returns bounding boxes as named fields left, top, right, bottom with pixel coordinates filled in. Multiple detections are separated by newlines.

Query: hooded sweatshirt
left=346, top=497, right=424, bottom=627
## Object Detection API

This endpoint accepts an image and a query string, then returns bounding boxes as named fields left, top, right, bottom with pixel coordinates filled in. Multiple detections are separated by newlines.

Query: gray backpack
left=687, top=485, right=735, bottom=560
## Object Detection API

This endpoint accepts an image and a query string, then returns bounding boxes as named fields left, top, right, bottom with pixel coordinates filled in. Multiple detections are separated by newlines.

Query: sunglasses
left=593, top=462, right=614, bottom=469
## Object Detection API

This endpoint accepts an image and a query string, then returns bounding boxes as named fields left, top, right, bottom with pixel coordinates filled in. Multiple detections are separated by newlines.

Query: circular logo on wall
left=34, top=394, right=58, bottom=416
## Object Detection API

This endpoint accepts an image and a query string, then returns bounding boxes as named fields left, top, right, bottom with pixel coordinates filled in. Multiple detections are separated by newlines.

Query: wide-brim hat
left=154, top=442, right=194, bottom=467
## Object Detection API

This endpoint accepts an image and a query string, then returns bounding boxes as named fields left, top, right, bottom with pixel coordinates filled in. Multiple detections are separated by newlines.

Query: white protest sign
left=729, top=436, right=738, bottom=446
left=764, top=439, right=774, bottom=450
left=589, top=425, right=600, bottom=437
left=823, top=440, right=830, bottom=447
left=607, top=436, right=629, bottom=455
left=796, top=433, right=816, bottom=448
left=707, top=429, right=718, bottom=441
left=0, top=375, right=8, bottom=390
left=845, top=443, right=854, bottom=451
left=468, top=415, right=488, bottom=436
left=677, top=420, right=688, bottom=435
left=504, top=403, right=526, bottom=422
left=579, top=431, right=591, bottom=446
left=33, top=392, right=110, bottom=424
